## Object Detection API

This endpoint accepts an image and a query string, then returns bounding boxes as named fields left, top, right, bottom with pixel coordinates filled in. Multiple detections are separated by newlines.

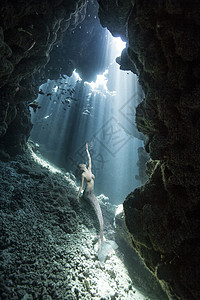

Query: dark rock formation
left=115, top=208, right=168, bottom=300
left=98, top=1, right=200, bottom=299
left=0, top=0, right=108, bottom=157
left=1, top=0, right=200, bottom=299
left=0, top=0, right=86, bottom=156
left=43, top=1, right=108, bottom=82
left=98, top=0, right=132, bottom=41
left=135, top=146, right=149, bottom=184
left=116, top=47, right=139, bottom=74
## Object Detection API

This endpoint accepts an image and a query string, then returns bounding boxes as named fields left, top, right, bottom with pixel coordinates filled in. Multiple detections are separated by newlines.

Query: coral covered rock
left=98, top=0, right=200, bottom=299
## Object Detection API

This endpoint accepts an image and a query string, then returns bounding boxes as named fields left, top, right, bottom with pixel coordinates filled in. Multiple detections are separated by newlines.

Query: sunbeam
left=30, top=33, right=144, bottom=204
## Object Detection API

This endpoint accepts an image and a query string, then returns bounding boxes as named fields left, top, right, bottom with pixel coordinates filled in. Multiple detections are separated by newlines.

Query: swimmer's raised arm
left=76, top=174, right=84, bottom=200
left=86, top=143, right=91, bottom=171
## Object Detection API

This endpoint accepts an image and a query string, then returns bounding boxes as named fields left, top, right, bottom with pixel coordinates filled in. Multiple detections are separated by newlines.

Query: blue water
left=30, top=34, right=144, bottom=204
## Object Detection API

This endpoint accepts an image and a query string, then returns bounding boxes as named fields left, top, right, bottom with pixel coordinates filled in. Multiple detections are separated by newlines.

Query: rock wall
left=0, top=0, right=108, bottom=158
left=115, top=209, right=168, bottom=300
left=43, top=1, right=108, bottom=82
left=1, top=0, right=200, bottom=298
left=99, top=1, right=200, bottom=299
left=0, top=0, right=86, bottom=157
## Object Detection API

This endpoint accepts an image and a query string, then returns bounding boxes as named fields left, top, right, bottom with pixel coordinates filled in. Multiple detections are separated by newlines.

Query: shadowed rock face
left=0, top=0, right=108, bottom=158
left=0, top=0, right=86, bottom=157
left=42, top=1, right=108, bottom=82
left=99, top=0, right=200, bottom=299
left=0, top=0, right=200, bottom=299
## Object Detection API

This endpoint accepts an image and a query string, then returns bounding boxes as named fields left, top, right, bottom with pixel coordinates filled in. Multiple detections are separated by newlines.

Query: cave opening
left=3, top=0, right=200, bottom=299
left=22, top=13, right=161, bottom=298
left=29, top=31, right=144, bottom=205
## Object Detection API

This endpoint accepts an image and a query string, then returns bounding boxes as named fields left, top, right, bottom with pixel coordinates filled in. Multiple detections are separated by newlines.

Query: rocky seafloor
left=0, top=141, right=153, bottom=300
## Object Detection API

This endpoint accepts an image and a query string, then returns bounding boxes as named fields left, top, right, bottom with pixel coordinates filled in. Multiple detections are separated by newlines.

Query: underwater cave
left=0, top=1, right=200, bottom=299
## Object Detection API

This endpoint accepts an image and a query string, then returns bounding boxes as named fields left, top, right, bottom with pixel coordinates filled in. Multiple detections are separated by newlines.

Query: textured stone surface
left=0, top=143, right=145, bottom=300
left=43, top=1, right=108, bottom=82
left=1, top=0, right=200, bottom=299
left=0, top=0, right=86, bottom=156
left=115, top=208, right=168, bottom=300
left=98, top=1, right=200, bottom=299
left=135, top=147, right=149, bottom=184
left=98, top=0, right=132, bottom=41
left=0, top=0, right=108, bottom=157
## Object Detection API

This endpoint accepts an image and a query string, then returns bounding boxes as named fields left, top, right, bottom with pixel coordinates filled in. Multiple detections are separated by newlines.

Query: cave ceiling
left=0, top=0, right=110, bottom=156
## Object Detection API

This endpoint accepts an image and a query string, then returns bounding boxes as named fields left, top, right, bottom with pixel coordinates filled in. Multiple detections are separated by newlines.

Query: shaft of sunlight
left=30, top=32, right=144, bottom=204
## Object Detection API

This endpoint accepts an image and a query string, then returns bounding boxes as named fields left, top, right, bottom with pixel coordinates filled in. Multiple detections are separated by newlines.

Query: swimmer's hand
left=86, top=143, right=88, bottom=150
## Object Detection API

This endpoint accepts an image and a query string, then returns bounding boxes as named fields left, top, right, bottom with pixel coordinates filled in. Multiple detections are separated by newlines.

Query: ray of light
left=30, top=32, right=144, bottom=204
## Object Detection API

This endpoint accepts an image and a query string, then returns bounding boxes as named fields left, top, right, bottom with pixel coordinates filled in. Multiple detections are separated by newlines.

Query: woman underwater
left=76, top=143, right=117, bottom=262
